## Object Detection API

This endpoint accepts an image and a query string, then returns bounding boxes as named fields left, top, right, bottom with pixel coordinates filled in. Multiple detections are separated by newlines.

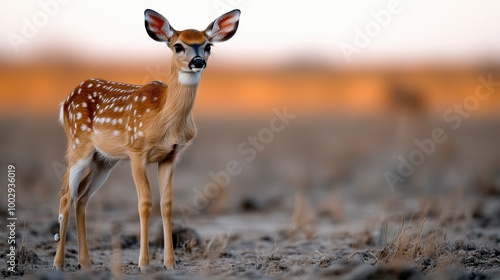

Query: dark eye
left=204, top=44, right=212, bottom=53
left=173, top=44, right=184, bottom=53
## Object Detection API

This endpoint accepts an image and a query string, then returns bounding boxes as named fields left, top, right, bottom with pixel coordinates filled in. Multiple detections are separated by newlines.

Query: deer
left=52, top=9, right=241, bottom=271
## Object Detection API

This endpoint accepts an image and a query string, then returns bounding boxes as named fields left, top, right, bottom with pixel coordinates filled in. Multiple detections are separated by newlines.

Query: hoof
left=164, top=264, right=175, bottom=270
left=137, top=266, right=141, bottom=273
left=54, top=233, right=60, bottom=242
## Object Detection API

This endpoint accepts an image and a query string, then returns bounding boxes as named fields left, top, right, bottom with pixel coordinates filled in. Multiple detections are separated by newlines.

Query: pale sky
left=1, top=0, right=500, bottom=66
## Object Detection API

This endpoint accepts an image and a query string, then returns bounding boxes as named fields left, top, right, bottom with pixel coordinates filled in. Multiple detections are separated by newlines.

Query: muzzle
left=188, top=56, right=206, bottom=70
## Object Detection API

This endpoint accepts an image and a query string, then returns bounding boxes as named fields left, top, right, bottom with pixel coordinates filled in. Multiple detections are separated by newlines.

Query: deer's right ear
left=144, top=9, right=176, bottom=44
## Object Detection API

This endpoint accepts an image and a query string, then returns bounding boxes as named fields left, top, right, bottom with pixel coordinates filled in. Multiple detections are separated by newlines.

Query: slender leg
left=74, top=173, right=92, bottom=269
left=53, top=170, right=71, bottom=270
left=53, top=154, right=92, bottom=270
left=74, top=158, right=117, bottom=269
left=158, top=160, right=175, bottom=269
left=130, top=155, right=152, bottom=270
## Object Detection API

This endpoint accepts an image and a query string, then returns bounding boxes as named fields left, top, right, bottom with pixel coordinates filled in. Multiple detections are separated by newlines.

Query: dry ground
left=1, top=118, right=499, bottom=279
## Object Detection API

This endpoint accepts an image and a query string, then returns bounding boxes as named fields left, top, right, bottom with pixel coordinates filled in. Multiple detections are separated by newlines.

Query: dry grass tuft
left=377, top=214, right=454, bottom=275
left=16, top=222, right=39, bottom=273
left=288, top=190, right=317, bottom=239
left=203, top=233, right=230, bottom=258
left=266, top=234, right=280, bottom=261
left=379, top=217, right=440, bottom=263
left=16, top=245, right=39, bottom=272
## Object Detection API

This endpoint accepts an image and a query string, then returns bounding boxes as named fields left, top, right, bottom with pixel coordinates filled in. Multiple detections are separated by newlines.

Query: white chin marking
left=178, top=71, right=201, bottom=85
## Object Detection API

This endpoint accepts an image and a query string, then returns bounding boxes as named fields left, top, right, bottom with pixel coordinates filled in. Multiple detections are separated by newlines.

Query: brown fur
left=177, top=29, right=207, bottom=45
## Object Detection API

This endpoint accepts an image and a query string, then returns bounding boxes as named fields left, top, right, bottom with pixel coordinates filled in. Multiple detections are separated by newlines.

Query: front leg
left=158, top=160, right=175, bottom=269
left=130, top=155, right=152, bottom=270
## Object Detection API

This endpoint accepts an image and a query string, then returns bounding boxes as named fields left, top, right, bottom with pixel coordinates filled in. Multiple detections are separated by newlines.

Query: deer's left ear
left=205, top=9, right=240, bottom=43
left=145, top=9, right=176, bottom=44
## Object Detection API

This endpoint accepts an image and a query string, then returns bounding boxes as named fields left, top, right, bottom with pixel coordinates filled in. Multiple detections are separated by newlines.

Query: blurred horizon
left=2, top=1, right=500, bottom=120
left=1, top=59, right=500, bottom=119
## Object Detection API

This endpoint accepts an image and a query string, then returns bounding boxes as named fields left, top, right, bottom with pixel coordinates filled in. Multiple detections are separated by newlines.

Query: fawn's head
left=145, top=9, right=240, bottom=75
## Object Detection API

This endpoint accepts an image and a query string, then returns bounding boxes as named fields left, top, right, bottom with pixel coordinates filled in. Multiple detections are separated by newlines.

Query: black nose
left=189, top=57, right=206, bottom=69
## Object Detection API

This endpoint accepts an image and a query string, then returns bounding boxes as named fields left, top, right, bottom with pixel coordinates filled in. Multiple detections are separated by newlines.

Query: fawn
left=53, top=9, right=240, bottom=270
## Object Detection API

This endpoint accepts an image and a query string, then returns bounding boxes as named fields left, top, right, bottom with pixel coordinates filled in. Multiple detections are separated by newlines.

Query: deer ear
left=144, top=9, right=176, bottom=43
left=205, top=9, right=240, bottom=43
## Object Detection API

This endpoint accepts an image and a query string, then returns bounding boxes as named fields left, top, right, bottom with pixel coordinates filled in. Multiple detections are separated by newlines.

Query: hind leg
left=53, top=170, right=71, bottom=270
left=53, top=153, right=92, bottom=270
left=75, top=155, right=117, bottom=269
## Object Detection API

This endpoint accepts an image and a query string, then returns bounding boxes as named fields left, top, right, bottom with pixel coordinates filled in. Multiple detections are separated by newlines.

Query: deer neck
left=158, top=63, right=202, bottom=129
